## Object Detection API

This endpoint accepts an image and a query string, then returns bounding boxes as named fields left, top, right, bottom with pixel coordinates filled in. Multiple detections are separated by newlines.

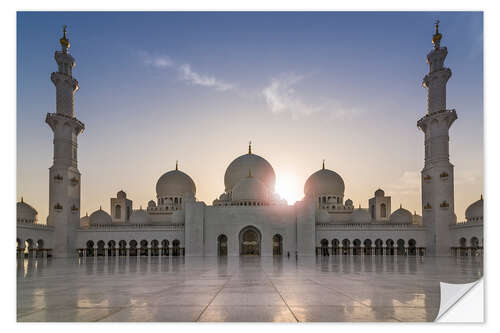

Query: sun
left=275, top=172, right=303, bottom=205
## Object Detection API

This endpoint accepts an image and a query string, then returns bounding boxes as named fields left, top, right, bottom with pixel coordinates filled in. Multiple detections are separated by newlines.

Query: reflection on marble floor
left=17, top=256, right=483, bottom=322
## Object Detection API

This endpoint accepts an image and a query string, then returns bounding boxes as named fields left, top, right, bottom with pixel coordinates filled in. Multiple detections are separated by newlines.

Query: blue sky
left=17, top=11, right=483, bottom=222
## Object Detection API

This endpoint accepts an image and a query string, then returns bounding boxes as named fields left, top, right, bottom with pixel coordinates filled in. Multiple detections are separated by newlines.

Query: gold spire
left=248, top=141, right=252, bottom=154
left=99, top=205, right=102, bottom=210
left=59, top=25, right=70, bottom=51
left=432, top=20, right=442, bottom=47
left=480, top=194, right=483, bottom=200
left=175, top=160, right=178, bottom=170
left=21, top=197, right=24, bottom=203
left=322, top=159, right=325, bottom=170
left=400, top=204, right=402, bottom=209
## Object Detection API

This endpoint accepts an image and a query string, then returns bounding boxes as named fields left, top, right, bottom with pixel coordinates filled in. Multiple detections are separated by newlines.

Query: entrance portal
left=217, top=234, right=228, bottom=256
left=239, top=226, right=261, bottom=256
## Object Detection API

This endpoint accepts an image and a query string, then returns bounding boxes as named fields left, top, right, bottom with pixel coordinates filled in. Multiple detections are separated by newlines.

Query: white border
left=3, top=0, right=498, bottom=331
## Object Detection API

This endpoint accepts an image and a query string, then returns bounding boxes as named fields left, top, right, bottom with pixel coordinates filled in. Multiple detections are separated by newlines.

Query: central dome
left=224, top=145, right=276, bottom=192
left=232, top=172, right=270, bottom=202
left=156, top=165, right=196, bottom=198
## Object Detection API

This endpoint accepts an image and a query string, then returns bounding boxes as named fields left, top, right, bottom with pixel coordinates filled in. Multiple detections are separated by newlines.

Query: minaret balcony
left=46, top=112, right=85, bottom=134
left=417, top=109, right=457, bottom=132
left=50, top=71, right=79, bottom=91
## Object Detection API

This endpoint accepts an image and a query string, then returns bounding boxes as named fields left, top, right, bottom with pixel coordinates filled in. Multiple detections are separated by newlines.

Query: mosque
left=16, top=23, right=483, bottom=258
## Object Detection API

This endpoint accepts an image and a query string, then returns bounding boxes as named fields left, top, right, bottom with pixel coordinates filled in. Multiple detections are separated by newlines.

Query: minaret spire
left=417, top=21, right=457, bottom=256
left=46, top=28, right=85, bottom=257
left=322, top=159, right=325, bottom=170
left=59, top=25, right=70, bottom=53
left=432, top=20, right=442, bottom=49
left=248, top=141, right=252, bottom=154
left=176, top=160, right=178, bottom=170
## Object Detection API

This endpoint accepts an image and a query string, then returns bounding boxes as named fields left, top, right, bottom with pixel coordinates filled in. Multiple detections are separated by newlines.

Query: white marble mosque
left=16, top=23, right=483, bottom=260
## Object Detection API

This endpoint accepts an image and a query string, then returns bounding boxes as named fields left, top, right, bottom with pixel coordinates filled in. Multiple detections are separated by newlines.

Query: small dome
left=375, top=188, right=385, bottom=197
left=465, top=196, right=483, bottom=221
left=130, top=208, right=151, bottom=224
left=117, top=190, right=127, bottom=199
left=304, top=167, right=345, bottom=198
left=156, top=168, right=196, bottom=198
left=351, top=207, right=371, bottom=223
left=148, top=200, right=156, bottom=208
left=345, top=199, right=353, bottom=207
left=224, top=146, right=276, bottom=192
left=232, top=171, right=269, bottom=202
left=17, top=198, right=38, bottom=223
left=89, top=208, right=112, bottom=225
left=390, top=206, right=412, bottom=224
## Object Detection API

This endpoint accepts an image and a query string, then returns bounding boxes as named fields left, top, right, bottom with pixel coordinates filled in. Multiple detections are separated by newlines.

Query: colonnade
left=315, top=246, right=426, bottom=256
left=77, top=246, right=185, bottom=257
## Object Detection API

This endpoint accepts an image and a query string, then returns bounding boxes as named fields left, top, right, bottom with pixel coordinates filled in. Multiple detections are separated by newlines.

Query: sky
left=16, top=11, right=483, bottom=223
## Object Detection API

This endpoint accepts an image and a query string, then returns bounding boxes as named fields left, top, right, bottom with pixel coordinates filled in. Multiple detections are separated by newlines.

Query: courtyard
left=17, top=255, right=483, bottom=322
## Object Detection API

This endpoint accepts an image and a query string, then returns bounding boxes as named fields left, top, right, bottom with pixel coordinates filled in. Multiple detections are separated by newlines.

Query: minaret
left=417, top=21, right=457, bottom=256
left=45, top=26, right=85, bottom=257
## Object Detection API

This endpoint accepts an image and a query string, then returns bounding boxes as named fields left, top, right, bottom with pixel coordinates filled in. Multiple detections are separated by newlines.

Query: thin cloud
left=140, top=51, right=233, bottom=92
left=179, top=64, right=234, bottom=91
left=263, top=73, right=363, bottom=120
left=263, top=73, right=320, bottom=119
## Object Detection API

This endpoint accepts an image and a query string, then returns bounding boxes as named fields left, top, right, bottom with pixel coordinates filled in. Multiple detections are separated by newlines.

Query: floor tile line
left=261, top=266, right=299, bottom=322
left=194, top=270, right=235, bottom=322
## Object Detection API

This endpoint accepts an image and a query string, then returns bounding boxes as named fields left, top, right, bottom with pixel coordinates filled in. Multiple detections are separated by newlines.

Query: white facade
left=17, top=24, right=483, bottom=258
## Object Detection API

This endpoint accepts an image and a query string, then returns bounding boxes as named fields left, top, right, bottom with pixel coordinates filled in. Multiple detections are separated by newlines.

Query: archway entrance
left=217, top=234, right=228, bottom=256
left=239, top=226, right=261, bottom=256
left=273, top=234, right=283, bottom=256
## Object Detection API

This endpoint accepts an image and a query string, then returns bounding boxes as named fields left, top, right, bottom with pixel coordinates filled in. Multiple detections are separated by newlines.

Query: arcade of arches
left=75, top=239, right=184, bottom=257
left=317, top=238, right=424, bottom=256
left=16, top=235, right=482, bottom=258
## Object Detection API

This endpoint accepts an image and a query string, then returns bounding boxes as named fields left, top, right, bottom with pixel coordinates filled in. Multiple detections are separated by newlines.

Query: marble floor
left=17, top=255, right=483, bottom=322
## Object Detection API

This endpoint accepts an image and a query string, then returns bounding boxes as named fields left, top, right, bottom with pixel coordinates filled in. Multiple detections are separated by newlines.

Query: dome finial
left=99, top=205, right=102, bottom=210
left=432, top=19, right=442, bottom=48
left=359, top=204, right=361, bottom=209
left=21, top=196, right=24, bottom=203
left=59, top=25, right=70, bottom=52
left=480, top=194, right=483, bottom=200
left=248, top=141, right=252, bottom=154
left=400, top=204, right=402, bottom=209
left=175, top=160, right=178, bottom=170
left=322, top=159, right=325, bottom=170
